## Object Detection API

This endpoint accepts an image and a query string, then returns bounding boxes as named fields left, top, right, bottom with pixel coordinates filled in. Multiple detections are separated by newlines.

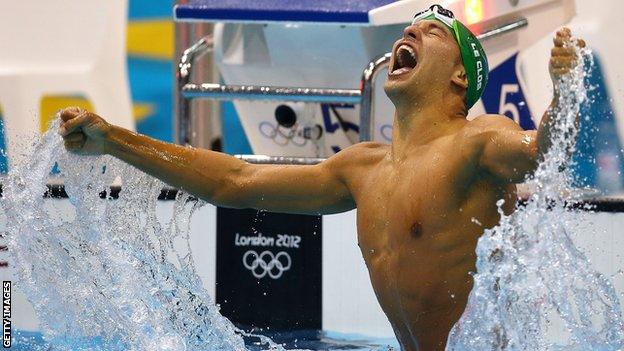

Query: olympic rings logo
left=242, top=250, right=292, bottom=280
left=259, top=121, right=308, bottom=147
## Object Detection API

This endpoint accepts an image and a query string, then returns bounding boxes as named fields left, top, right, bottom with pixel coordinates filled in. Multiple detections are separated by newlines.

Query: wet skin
left=348, top=141, right=517, bottom=351
left=59, top=23, right=583, bottom=351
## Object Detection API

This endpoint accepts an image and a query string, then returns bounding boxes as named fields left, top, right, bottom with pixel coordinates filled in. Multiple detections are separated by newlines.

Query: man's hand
left=536, top=28, right=587, bottom=157
left=549, top=27, right=586, bottom=88
left=58, top=107, right=112, bottom=155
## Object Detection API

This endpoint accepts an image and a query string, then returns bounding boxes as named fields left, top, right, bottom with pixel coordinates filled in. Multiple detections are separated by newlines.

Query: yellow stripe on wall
left=40, top=96, right=94, bottom=133
left=127, top=20, right=174, bottom=60
left=39, top=96, right=154, bottom=132
left=133, top=103, right=155, bottom=122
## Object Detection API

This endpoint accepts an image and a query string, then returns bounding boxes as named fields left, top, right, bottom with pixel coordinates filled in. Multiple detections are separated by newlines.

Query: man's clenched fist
left=549, top=27, right=586, bottom=83
left=58, top=107, right=112, bottom=155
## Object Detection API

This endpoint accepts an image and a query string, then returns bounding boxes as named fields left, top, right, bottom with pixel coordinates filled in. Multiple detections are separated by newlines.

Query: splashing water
left=446, top=43, right=624, bottom=349
left=3, top=120, right=283, bottom=350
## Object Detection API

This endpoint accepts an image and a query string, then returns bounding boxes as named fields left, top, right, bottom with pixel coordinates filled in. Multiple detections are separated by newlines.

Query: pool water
left=10, top=329, right=400, bottom=351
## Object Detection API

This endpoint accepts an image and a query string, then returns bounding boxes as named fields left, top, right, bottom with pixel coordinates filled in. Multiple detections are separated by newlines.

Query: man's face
left=384, top=19, right=464, bottom=105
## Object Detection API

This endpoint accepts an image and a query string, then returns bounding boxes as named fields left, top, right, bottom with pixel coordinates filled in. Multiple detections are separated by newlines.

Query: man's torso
left=344, top=124, right=517, bottom=350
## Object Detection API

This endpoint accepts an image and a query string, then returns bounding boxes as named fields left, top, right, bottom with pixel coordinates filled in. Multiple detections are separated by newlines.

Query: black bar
left=1, top=184, right=624, bottom=212
left=0, top=185, right=180, bottom=201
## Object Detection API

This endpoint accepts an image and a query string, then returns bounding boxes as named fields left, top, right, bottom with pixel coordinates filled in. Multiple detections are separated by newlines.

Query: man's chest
left=352, top=142, right=482, bottom=253
left=357, top=149, right=469, bottom=219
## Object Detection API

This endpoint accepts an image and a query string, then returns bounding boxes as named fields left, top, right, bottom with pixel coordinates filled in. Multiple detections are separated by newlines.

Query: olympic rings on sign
left=242, top=250, right=292, bottom=280
left=258, top=121, right=308, bottom=147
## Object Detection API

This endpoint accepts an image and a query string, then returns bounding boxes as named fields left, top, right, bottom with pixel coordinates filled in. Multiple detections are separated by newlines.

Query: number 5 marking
left=499, top=84, right=520, bottom=123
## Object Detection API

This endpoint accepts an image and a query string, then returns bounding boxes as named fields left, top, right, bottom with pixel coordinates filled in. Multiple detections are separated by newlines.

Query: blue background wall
left=127, top=0, right=175, bottom=142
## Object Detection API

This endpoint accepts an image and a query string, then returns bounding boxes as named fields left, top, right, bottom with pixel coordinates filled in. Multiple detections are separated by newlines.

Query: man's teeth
left=400, top=45, right=416, bottom=60
left=391, top=45, right=417, bottom=76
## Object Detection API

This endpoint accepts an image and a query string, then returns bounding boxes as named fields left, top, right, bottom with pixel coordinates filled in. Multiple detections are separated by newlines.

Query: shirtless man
left=58, top=5, right=584, bottom=350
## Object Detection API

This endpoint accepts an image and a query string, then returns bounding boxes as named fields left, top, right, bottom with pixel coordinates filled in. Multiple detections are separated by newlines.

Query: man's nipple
left=410, top=222, right=423, bottom=238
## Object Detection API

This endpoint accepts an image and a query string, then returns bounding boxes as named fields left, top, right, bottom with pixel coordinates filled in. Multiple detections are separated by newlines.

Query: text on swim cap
left=471, top=42, right=484, bottom=90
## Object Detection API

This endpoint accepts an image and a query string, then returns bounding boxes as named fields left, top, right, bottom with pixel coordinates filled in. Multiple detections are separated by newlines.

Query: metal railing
left=176, top=35, right=214, bottom=146
left=176, top=17, right=529, bottom=164
left=182, top=84, right=362, bottom=105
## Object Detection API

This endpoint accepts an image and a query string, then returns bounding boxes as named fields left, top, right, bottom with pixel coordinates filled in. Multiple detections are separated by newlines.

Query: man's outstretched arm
left=535, top=28, right=585, bottom=155
left=476, top=28, right=585, bottom=183
left=58, top=107, right=356, bottom=215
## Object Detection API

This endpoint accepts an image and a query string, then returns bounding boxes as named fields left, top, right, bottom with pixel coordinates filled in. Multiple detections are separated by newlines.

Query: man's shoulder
left=466, top=114, right=524, bottom=133
left=456, top=114, right=525, bottom=150
left=345, top=141, right=389, bottom=153
left=324, top=142, right=388, bottom=169
left=335, top=141, right=388, bottom=160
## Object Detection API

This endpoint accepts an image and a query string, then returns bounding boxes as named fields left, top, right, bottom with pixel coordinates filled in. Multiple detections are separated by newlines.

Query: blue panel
left=0, top=118, right=8, bottom=173
left=129, top=0, right=173, bottom=20
left=481, top=53, right=536, bottom=130
left=174, top=0, right=397, bottom=24
left=222, top=101, right=253, bottom=155
left=571, top=53, right=624, bottom=192
left=128, top=57, right=174, bottom=143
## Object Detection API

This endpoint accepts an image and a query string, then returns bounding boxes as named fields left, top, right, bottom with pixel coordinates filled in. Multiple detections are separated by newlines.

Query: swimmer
left=58, top=5, right=585, bottom=350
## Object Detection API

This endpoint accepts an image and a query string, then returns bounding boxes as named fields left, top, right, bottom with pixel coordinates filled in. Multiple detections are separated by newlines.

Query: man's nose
left=403, top=25, right=422, bottom=41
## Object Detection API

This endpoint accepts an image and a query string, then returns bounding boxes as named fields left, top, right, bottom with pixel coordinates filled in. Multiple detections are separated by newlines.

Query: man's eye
left=430, top=28, right=444, bottom=36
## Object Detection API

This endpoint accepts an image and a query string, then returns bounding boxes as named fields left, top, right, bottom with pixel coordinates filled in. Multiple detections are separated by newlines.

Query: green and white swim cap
left=412, top=4, right=489, bottom=110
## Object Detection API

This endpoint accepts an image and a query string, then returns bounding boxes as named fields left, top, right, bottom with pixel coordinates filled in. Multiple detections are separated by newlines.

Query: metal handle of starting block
left=176, top=35, right=215, bottom=146
left=182, top=84, right=362, bottom=104
left=476, top=17, right=528, bottom=42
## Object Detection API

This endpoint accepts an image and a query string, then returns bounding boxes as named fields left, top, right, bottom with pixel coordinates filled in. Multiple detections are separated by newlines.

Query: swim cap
left=412, top=5, right=489, bottom=110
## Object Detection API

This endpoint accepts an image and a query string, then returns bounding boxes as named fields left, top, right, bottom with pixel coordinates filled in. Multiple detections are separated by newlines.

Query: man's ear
left=452, top=67, right=468, bottom=90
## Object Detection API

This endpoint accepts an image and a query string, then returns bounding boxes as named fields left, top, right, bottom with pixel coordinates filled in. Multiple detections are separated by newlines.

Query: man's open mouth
left=390, top=44, right=418, bottom=76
